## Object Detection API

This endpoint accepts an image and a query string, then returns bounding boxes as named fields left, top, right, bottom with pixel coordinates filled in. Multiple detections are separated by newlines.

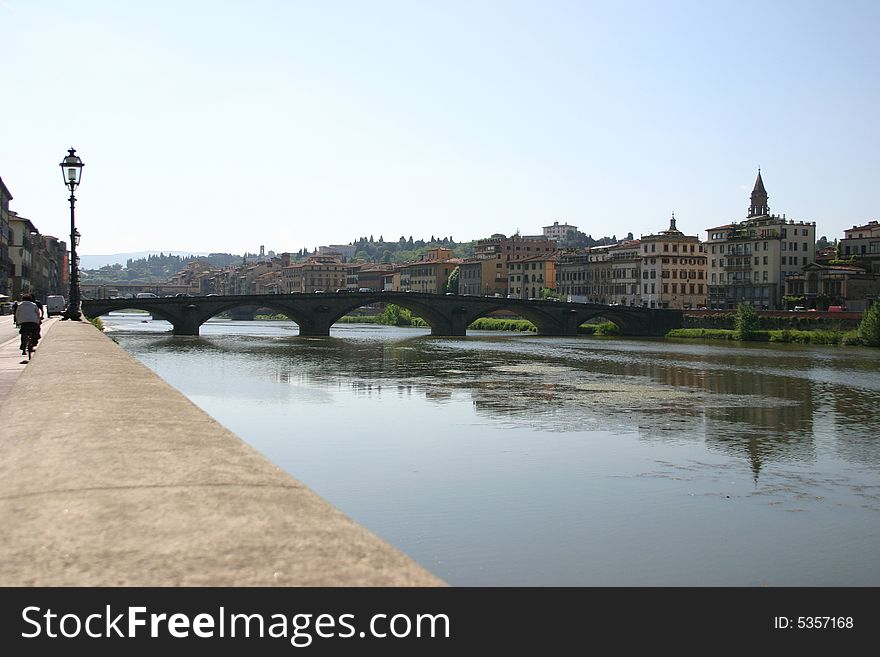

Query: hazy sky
left=1, top=0, right=878, bottom=255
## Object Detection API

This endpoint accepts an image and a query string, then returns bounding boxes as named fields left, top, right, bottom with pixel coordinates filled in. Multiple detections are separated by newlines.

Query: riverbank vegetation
left=668, top=303, right=875, bottom=346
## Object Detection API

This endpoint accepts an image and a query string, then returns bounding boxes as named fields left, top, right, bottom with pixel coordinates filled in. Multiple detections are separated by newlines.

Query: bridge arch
left=82, top=293, right=681, bottom=337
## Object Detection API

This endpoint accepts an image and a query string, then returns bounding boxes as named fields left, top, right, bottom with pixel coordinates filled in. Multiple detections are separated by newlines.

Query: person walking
left=14, top=294, right=42, bottom=356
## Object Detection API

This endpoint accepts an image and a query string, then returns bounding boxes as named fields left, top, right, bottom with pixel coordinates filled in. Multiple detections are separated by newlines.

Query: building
left=584, top=245, right=613, bottom=304
left=641, top=214, right=707, bottom=309
left=0, top=176, right=11, bottom=295
left=29, top=234, right=68, bottom=301
left=506, top=253, right=556, bottom=299
left=543, top=221, right=578, bottom=242
left=456, top=256, right=506, bottom=296
left=318, top=244, right=357, bottom=260
left=282, top=255, right=347, bottom=293
left=7, top=211, right=39, bottom=298
left=608, top=239, right=642, bottom=306
left=398, top=248, right=458, bottom=294
left=356, top=264, right=394, bottom=292
left=785, top=262, right=880, bottom=311
left=473, top=233, right=557, bottom=295
left=706, top=171, right=815, bottom=309
left=555, top=250, right=590, bottom=302
left=839, top=221, right=880, bottom=274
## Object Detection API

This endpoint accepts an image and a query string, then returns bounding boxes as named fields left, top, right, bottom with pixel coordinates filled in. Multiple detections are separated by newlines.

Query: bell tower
left=748, top=169, right=769, bottom=218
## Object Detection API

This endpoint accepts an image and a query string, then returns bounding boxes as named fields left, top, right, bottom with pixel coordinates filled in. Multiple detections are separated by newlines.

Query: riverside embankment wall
left=0, top=321, right=444, bottom=586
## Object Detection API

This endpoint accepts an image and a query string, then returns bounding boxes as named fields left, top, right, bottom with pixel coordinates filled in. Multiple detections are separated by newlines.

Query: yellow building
left=506, top=254, right=556, bottom=299
left=282, top=256, right=347, bottom=293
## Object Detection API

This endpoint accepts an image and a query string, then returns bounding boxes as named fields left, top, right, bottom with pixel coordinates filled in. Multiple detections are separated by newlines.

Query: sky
left=1, top=0, right=878, bottom=256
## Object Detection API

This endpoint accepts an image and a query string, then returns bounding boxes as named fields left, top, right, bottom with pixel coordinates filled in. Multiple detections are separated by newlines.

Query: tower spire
left=748, top=169, right=769, bottom=217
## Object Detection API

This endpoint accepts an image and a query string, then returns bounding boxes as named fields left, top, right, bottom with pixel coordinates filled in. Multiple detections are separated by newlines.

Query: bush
left=88, top=316, right=105, bottom=332
left=734, top=303, right=760, bottom=340
left=666, top=328, right=736, bottom=340
left=592, top=321, right=620, bottom=336
left=469, top=318, right=536, bottom=332
left=858, top=302, right=880, bottom=347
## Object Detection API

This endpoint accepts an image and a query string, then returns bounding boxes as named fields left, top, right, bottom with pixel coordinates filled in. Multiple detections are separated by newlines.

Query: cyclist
left=14, top=293, right=42, bottom=356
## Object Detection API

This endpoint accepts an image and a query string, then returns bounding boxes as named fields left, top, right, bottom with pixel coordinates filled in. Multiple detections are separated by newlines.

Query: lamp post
left=60, top=148, right=84, bottom=320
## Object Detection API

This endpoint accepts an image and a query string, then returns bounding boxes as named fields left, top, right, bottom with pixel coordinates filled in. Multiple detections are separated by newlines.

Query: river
left=102, top=313, right=880, bottom=586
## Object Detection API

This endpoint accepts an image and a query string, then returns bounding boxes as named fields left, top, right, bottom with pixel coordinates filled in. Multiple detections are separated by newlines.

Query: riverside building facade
left=706, top=171, right=816, bottom=309
left=640, top=214, right=707, bottom=309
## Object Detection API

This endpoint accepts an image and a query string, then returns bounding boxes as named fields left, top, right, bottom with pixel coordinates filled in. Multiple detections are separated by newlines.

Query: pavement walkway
left=0, top=315, right=59, bottom=402
left=0, top=320, right=444, bottom=586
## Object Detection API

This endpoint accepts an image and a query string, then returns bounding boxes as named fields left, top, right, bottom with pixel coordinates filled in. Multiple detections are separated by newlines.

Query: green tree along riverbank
left=667, top=303, right=879, bottom=346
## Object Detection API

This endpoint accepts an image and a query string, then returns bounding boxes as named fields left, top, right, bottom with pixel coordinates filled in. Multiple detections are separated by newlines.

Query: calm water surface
left=104, top=313, right=880, bottom=586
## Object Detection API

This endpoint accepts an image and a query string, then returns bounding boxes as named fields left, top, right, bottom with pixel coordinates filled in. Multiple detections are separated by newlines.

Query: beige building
left=543, top=221, right=578, bottom=242
left=641, top=214, right=707, bottom=309
left=555, top=250, right=590, bottom=301
left=0, top=177, right=12, bottom=296
left=506, top=254, right=556, bottom=299
left=706, top=171, right=815, bottom=309
left=473, top=233, right=556, bottom=295
left=398, top=248, right=459, bottom=294
left=786, top=262, right=880, bottom=311
left=7, top=211, right=38, bottom=298
left=839, top=220, right=880, bottom=274
left=283, top=255, right=347, bottom=293
left=608, top=239, right=642, bottom=306
left=456, top=257, right=506, bottom=296
left=554, top=245, right=614, bottom=304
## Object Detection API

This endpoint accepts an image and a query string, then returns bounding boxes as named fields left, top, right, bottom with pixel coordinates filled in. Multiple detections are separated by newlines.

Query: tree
left=734, top=303, right=760, bottom=340
left=446, top=266, right=460, bottom=294
left=858, top=302, right=880, bottom=347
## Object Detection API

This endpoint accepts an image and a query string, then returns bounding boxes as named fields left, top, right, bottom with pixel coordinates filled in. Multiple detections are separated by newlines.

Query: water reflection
left=117, top=324, right=880, bottom=480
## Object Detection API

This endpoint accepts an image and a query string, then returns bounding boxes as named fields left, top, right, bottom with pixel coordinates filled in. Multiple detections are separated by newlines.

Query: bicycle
left=21, top=324, right=39, bottom=361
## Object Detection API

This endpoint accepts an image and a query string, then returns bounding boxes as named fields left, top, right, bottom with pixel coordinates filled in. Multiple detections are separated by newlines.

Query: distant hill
left=80, top=251, right=211, bottom=270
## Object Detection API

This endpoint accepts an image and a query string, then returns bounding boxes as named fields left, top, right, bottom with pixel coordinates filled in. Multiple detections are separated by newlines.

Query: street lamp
left=60, top=148, right=84, bottom=320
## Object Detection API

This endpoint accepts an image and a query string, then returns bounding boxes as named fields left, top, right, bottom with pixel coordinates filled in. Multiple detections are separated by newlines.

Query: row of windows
left=509, top=262, right=549, bottom=270
left=641, top=283, right=705, bottom=295
left=643, top=242, right=703, bottom=253
left=843, top=243, right=880, bottom=255
left=711, top=272, right=770, bottom=283
left=710, top=226, right=811, bottom=240
left=711, top=256, right=810, bottom=268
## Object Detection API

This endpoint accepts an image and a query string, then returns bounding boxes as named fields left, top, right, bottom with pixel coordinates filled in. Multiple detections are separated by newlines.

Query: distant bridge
left=82, top=292, right=683, bottom=337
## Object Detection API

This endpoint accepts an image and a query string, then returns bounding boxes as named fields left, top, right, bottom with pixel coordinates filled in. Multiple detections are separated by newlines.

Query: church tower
left=747, top=169, right=769, bottom=218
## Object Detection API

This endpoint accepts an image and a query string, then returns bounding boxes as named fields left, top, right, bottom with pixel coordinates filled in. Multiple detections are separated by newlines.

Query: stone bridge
left=82, top=292, right=682, bottom=337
